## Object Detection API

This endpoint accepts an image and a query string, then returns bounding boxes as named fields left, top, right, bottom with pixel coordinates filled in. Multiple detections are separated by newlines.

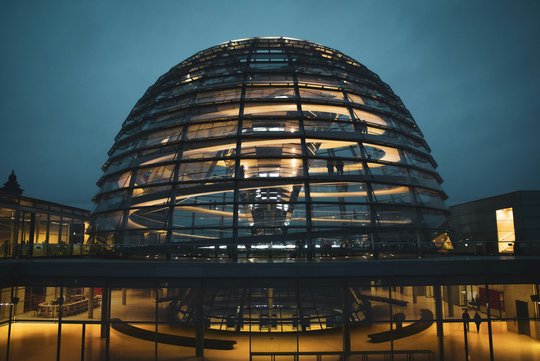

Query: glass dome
left=91, top=37, right=449, bottom=259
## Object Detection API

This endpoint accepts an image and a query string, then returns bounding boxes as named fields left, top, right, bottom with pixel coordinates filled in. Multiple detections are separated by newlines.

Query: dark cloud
left=1, top=0, right=539, bottom=209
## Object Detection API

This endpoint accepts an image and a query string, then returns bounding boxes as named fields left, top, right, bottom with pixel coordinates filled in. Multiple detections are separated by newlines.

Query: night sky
left=1, top=0, right=539, bottom=210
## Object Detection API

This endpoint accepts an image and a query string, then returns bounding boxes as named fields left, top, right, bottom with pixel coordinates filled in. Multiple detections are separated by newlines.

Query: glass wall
left=1, top=282, right=539, bottom=361
left=0, top=195, right=90, bottom=259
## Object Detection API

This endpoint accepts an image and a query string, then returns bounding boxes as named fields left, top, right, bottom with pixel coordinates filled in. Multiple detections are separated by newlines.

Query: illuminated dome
left=91, top=37, right=449, bottom=259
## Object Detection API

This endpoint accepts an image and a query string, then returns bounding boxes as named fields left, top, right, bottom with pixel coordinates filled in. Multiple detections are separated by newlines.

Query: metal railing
left=250, top=350, right=435, bottom=361
left=0, top=240, right=539, bottom=261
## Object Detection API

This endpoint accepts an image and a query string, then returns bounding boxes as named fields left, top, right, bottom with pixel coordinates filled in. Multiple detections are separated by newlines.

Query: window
left=496, top=207, right=515, bottom=253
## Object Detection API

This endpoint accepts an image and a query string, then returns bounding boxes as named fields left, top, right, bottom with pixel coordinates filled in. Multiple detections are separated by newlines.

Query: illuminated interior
left=0, top=197, right=89, bottom=257
left=91, top=37, right=449, bottom=257
left=496, top=207, right=515, bottom=253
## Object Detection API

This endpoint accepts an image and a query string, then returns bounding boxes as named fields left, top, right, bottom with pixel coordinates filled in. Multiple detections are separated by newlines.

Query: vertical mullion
left=45, top=213, right=50, bottom=256
left=166, top=126, right=188, bottom=247
left=409, top=187, right=428, bottom=256
left=344, top=89, right=381, bottom=256
left=104, top=288, right=111, bottom=361
left=486, top=284, right=495, bottom=361
left=58, top=216, right=63, bottom=244
left=342, top=281, right=351, bottom=360
left=81, top=323, right=86, bottom=361
left=388, top=287, right=394, bottom=361
left=118, top=166, right=138, bottom=246
left=17, top=211, right=24, bottom=249
left=5, top=286, right=14, bottom=361
left=296, top=279, right=300, bottom=356
left=56, top=286, right=64, bottom=361
left=28, top=212, right=35, bottom=257
left=248, top=280, right=252, bottom=359
left=399, top=148, right=427, bottom=253
left=288, top=41, right=314, bottom=260
left=154, top=286, right=159, bottom=361
left=231, top=44, right=254, bottom=262
left=12, top=202, right=20, bottom=257
left=434, top=284, right=445, bottom=361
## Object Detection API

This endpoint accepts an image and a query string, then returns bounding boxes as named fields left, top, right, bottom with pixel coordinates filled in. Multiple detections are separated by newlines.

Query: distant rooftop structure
left=0, top=170, right=23, bottom=196
left=0, top=170, right=90, bottom=257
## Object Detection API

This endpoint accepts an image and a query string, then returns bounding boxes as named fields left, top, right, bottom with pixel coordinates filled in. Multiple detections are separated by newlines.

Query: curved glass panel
left=92, top=38, right=450, bottom=256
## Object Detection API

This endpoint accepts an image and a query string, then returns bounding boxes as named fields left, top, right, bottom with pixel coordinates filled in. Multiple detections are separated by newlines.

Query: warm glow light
left=140, top=154, right=175, bottom=166
left=170, top=231, right=217, bottom=240
left=189, top=103, right=386, bottom=136
left=94, top=38, right=448, bottom=249
left=301, top=186, right=408, bottom=198
left=182, top=138, right=300, bottom=157
left=177, top=205, right=248, bottom=218
left=129, top=183, right=411, bottom=228
left=363, top=142, right=401, bottom=163
left=496, top=207, right=515, bottom=253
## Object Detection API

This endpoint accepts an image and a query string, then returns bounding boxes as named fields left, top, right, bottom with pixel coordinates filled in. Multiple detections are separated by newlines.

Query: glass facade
left=1, top=282, right=539, bottom=361
left=92, top=37, right=449, bottom=259
left=0, top=193, right=89, bottom=258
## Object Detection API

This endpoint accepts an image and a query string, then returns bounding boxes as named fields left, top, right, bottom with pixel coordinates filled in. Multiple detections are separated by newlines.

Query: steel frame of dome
left=91, top=37, right=449, bottom=259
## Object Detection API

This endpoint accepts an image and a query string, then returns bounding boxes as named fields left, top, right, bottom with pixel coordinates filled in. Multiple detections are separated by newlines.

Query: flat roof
left=1, top=257, right=539, bottom=287
left=449, top=190, right=540, bottom=208
left=0, top=191, right=90, bottom=214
